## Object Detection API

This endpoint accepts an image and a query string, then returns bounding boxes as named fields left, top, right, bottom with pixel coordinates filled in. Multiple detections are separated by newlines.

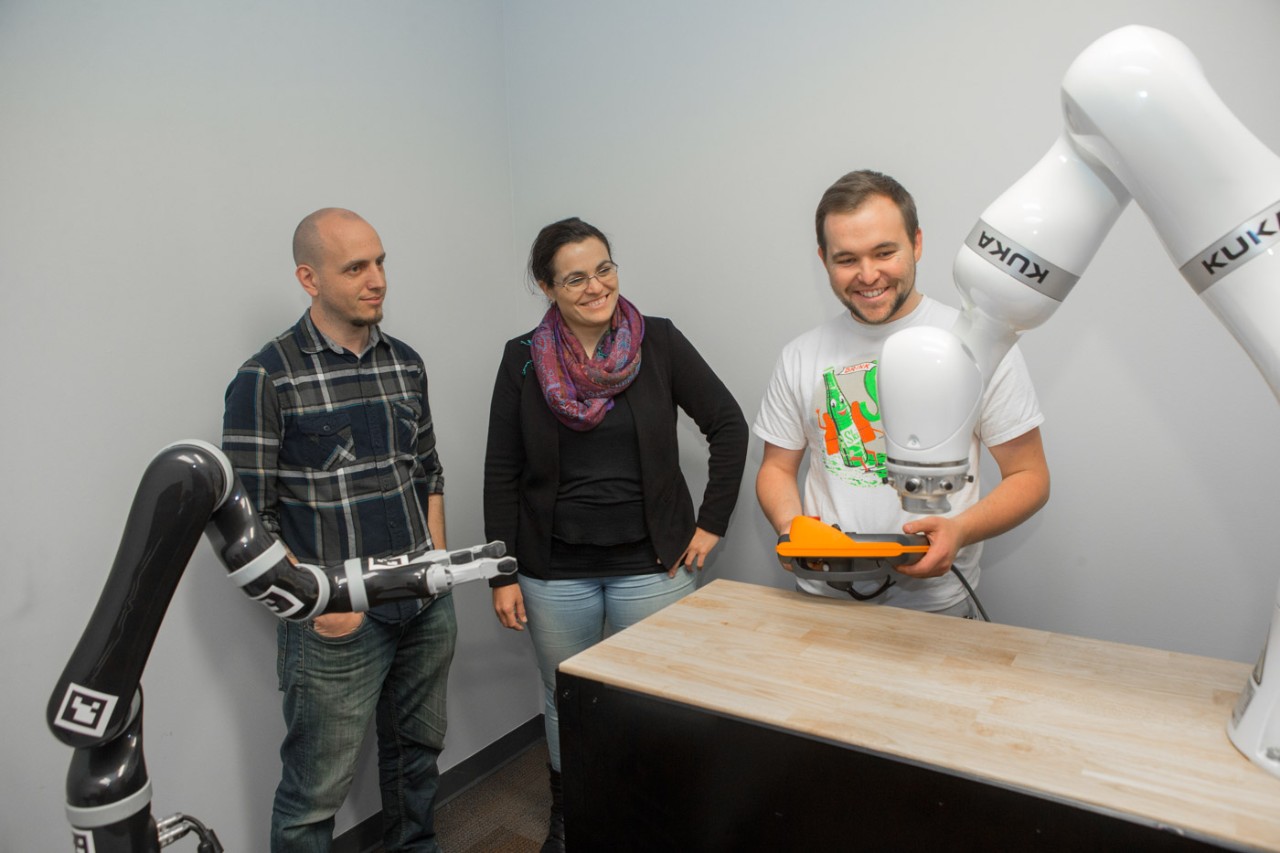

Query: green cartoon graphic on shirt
left=817, top=362, right=885, bottom=485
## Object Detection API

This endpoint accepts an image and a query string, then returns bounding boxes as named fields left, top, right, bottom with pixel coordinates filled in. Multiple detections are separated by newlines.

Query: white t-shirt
left=753, top=296, right=1044, bottom=611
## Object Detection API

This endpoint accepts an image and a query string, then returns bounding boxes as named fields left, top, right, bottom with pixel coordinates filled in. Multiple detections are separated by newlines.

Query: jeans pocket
left=306, top=613, right=369, bottom=644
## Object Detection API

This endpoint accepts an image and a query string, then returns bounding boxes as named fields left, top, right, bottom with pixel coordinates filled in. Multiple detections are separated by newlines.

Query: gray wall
left=4, top=1, right=1279, bottom=850
left=502, top=0, right=1280, bottom=659
left=0, top=2, right=539, bottom=851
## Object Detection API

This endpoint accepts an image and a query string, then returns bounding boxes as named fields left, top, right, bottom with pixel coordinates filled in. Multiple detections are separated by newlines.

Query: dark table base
left=559, top=672, right=1229, bottom=852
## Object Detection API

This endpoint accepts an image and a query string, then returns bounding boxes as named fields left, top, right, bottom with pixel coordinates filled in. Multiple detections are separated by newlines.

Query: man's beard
left=842, top=282, right=913, bottom=325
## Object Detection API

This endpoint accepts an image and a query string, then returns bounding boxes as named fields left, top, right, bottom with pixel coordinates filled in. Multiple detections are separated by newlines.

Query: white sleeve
left=752, top=347, right=809, bottom=451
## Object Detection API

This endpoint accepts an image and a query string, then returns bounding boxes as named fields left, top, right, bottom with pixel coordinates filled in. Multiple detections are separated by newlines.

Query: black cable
left=188, top=814, right=225, bottom=853
left=949, top=566, right=990, bottom=621
left=841, top=575, right=894, bottom=601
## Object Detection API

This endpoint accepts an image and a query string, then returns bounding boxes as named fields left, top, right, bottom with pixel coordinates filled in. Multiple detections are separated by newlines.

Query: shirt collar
left=841, top=294, right=929, bottom=341
left=297, top=310, right=383, bottom=356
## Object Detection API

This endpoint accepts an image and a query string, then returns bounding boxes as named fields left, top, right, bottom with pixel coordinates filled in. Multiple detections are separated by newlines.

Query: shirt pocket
left=392, top=398, right=422, bottom=456
left=281, top=411, right=356, bottom=471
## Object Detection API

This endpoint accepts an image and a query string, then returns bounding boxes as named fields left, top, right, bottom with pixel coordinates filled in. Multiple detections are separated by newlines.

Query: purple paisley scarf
left=531, top=295, right=645, bottom=431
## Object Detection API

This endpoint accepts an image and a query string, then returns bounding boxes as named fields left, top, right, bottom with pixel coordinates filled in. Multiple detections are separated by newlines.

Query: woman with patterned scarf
left=483, top=217, right=749, bottom=852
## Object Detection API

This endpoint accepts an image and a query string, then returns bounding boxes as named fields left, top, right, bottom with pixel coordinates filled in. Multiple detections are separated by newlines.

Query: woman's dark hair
left=528, top=217, right=612, bottom=287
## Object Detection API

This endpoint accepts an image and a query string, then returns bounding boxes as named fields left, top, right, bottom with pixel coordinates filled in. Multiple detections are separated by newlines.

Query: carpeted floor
left=434, top=739, right=551, bottom=853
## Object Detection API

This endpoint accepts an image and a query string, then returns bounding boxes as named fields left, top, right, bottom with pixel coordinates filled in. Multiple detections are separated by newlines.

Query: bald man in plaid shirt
left=223, top=208, right=454, bottom=852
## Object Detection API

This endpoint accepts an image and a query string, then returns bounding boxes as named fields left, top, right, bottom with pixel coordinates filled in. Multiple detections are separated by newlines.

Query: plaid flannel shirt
left=222, top=312, right=444, bottom=582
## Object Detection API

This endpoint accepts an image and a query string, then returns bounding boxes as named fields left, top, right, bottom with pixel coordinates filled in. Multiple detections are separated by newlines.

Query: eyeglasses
left=555, top=262, right=619, bottom=290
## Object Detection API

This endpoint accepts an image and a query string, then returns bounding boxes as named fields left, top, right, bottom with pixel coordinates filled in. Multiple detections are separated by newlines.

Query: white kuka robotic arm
left=879, top=25, right=1280, bottom=779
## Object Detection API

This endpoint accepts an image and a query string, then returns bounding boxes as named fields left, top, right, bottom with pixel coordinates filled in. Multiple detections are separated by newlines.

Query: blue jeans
left=271, top=595, right=457, bottom=852
left=520, top=570, right=696, bottom=771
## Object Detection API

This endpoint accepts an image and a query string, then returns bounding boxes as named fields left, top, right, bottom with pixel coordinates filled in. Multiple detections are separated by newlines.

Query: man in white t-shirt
left=754, top=170, right=1050, bottom=614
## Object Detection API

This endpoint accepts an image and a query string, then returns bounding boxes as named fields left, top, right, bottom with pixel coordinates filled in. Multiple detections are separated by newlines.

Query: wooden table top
left=560, top=579, right=1280, bottom=851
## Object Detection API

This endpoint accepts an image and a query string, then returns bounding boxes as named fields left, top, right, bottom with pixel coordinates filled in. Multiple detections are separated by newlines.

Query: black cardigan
left=483, top=316, right=748, bottom=584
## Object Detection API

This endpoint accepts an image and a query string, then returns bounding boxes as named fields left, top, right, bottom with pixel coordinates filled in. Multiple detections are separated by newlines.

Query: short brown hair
left=815, top=170, right=918, bottom=252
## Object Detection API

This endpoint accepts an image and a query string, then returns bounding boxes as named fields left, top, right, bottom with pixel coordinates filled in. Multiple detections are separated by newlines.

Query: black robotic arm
left=47, top=440, right=514, bottom=851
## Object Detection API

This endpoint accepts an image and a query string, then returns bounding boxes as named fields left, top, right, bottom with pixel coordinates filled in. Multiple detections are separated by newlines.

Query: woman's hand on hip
left=672, top=527, right=721, bottom=576
left=492, top=584, right=527, bottom=630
